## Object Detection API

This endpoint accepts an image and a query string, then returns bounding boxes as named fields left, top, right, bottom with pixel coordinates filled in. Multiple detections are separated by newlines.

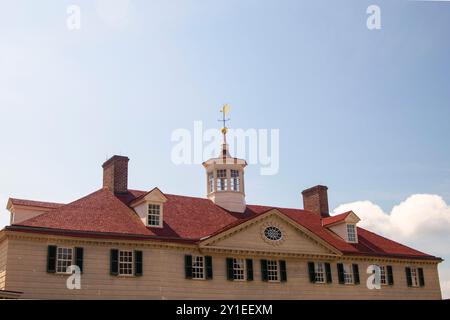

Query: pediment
left=200, top=209, right=340, bottom=256
left=131, top=187, right=167, bottom=207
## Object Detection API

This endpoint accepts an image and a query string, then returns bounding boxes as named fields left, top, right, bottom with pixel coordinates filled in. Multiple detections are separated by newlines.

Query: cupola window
left=208, top=172, right=214, bottom=193
left=230, top=170, right=240, bottom=192
left=216, top=169, right=227, bottom=191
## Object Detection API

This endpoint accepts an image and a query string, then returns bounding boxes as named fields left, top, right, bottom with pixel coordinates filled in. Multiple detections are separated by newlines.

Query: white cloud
left=333, top=194, right=450, bottom=299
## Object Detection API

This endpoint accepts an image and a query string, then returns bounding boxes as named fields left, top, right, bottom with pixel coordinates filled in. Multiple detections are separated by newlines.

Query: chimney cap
left=102, top=155, right=130, bottom=168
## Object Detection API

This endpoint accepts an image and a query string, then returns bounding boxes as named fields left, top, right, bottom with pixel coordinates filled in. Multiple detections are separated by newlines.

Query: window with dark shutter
left=110, top=249, right=119, bottom=276
left=352, top=264, right=360, bottom=285
left=134, top=251, right=143, bottom=276
left=47, top=245, right=57, bottom=273
left=226, top=258, right=234, bottom=280
left=261, top=260, right=268, bottom=282
left=185, top=255, right=193, bottom=279
left=279, top=260, right=287, bottom=282
left=405, top=267, right=412, bottom=287
left=418, top=268, right=425, bottom=287
left=74, top=247, right=84, bottom=273
left=307, top=262, right=316, bottom=283
left=246, top=259, right=254, bottom=281
left=205, top=256, right=213, bottom=280
left=325, top=263, right=332, bottom=283
left=387, top=265, right=394, bottom=285
left=337, top=263, right=345, bottom=284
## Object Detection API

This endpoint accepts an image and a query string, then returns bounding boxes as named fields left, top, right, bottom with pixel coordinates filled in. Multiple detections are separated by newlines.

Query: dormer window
left=230, top=170, right=240, bottom=192
left=147, top=204, right=162, bottom=227
left=347, top=224, right=357, bottom=243
left=216, top=169, right=227, bottom=191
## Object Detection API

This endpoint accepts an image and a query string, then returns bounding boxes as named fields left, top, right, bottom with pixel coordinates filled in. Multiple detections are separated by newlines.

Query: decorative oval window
left=264, top=226, right=283, bottom=241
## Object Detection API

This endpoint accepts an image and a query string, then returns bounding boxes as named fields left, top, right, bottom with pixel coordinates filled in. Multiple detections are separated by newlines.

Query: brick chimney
left=302, top=185, right=330, bottom=218
left=102, top=155, right=129, bottom=194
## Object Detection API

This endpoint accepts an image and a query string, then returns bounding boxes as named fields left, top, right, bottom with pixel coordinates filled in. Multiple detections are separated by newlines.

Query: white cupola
left=202, top=105, right=247, bottom=213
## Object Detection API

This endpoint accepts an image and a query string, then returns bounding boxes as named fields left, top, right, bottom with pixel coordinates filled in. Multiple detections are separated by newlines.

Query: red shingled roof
left=8, top=198, right=64, bottom=209
left=8, top=188, right=439, bottom=260
left=322, top=211, right=352, bottom=227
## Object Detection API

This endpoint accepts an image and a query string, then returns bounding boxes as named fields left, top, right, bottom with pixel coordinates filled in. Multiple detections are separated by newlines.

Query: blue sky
left=0, top=0, right=449, bottom=297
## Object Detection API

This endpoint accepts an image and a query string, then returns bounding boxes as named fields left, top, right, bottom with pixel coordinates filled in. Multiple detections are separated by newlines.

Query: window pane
left=56, top=247, right=73, bottom=273
left=119, top=250, right=133, bottom=275
left=267, top=260, right=279, bottom=282
left=233, top=258, right=245, bottom=280
left=315, top=262, right=325, bottom=283
left=148, top=204, right=161, bottom=226
left=192, top=256, right=205, bottom=279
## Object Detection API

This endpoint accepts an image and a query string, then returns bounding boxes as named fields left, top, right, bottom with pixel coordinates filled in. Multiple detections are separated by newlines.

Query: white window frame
left=346, top=224, right=357, bottom=243
left=230, top=170, right=240, bottom=192
left=191, top=256, right=206, bottom=280
left=232, top=258, right=246, bottom=281
left=379, top=265, right=387, bottom=285
left=267, top=260, right=280, bottom=282
left=147, top=203, right=162, bottom=227
left=118, top=250, right=134, bottom=276
left=315, top=262, right=326, bottom=284
left=216, top=169, right=228, bottom=191
left=56, top=247, right=73, bottom=274
left=343, top=264, right=354, bottom=285
left=208, top=172, right=214, bottom=193
left=410, top=267, right=419, bottom=287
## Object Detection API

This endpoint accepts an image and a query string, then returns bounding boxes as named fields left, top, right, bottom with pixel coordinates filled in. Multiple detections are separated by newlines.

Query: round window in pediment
left=264, top=226, right=283, bottom=241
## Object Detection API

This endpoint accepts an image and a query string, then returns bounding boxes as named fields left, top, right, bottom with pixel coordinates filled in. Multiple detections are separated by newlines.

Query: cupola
left=202, top=105, right=247, bottom=213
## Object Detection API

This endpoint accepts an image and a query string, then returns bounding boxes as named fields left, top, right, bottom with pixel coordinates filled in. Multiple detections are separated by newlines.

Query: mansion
left=0, top=135, right=443, bottom=299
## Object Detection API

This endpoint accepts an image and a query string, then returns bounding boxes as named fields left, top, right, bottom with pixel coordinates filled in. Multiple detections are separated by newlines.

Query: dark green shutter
left=184, top=255, right=193, bottom=279
left=74, top=247, right=84, bottom=273
left=47, top=245, right=57, bottom=273
left=261, top=260, right=268, bottom=282
left=337, top=263, right=345, bottom=284
left=352, top=264, right=360, bottom=285
left=325, top=263, right=332, bottom=283
left=387, top=265, right=394, bottom=285
left=246, top=259, right=254, bottom=281
left=205, top=256, right=213, bottom=279
left=110, top=249, right=119, bottom=276
left=308, top=262, right=316, bottom=283
left=405, top=267, right=412, bottom=287
left=418, top=268, right=425, bottom=287
left=226, top=258, right=234, bottom=280
left=134, top=251, right=143, bottom=276
left=279, top=260, right=287, bottom=282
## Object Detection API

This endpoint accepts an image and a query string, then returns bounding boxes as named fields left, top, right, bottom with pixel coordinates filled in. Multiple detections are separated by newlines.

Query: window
left=192, top=256, right=205, bottom=279
left=315, top=262, right=326, bottom=283
left=230, top=170, right=240, bottom=192
left=232, top=258, right=246, bottom=281
left=208, top=172, right=214, bottom=193
left=119, top=250, right=133, bottom=275
left=267, top=260, right=279, bottom=282
left=379, top=265, right=387, bottom=285
left=216, top=169, right=227, bottom=191
left=343, top=264, right=354, bottom=284
left=56, top=247, right=73, bottom=273
left=347, top=224, right=357, bottom=242
left=410, top=267, right=419, bottom=287
left=264, top=226, right=283, bottom=241
left=147, top=204, right=161, bottom=227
